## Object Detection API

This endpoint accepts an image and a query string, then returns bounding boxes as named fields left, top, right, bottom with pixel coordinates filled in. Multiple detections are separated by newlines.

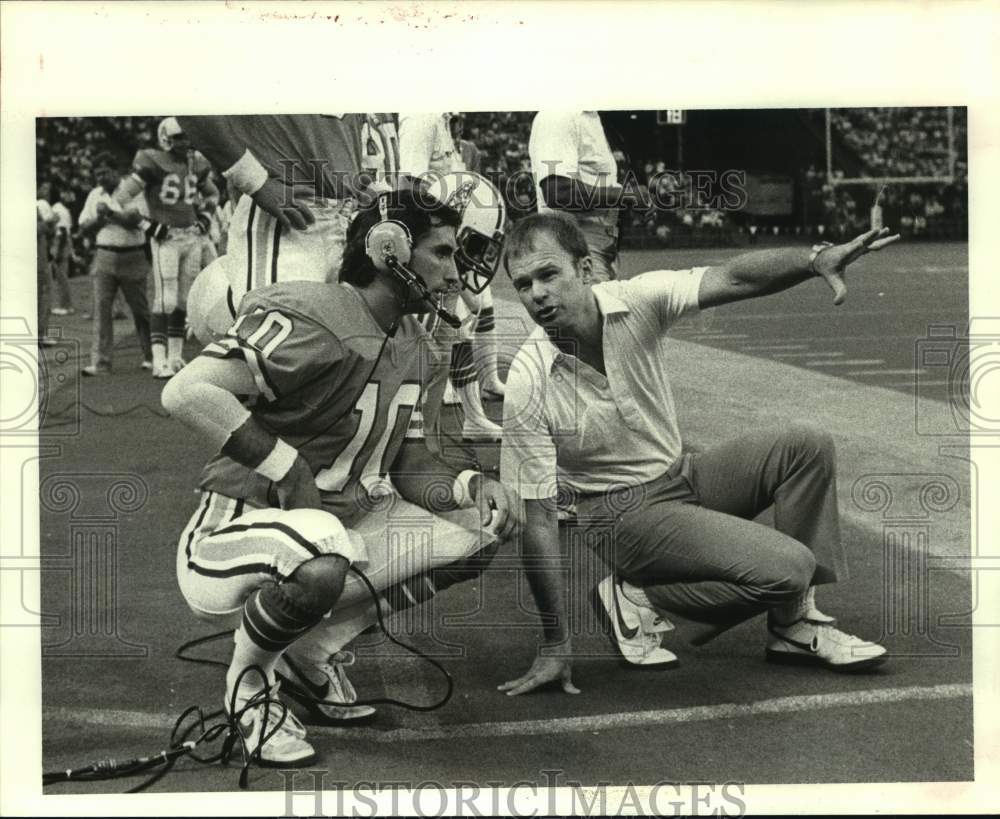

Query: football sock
left=167, top=308, right=186, bottom=360
left=227, top=583, right=326, bottom=706
left=472, top=305, right=504, bottom=394
left=150, top=313, right=168, bottom=369
left=770, top=587, right=813, bottom=627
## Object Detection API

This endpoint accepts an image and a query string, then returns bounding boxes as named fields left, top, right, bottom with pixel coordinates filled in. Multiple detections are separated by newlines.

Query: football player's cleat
left=592, top=575, right=678, bottom=668
left=152, top=361, right=175, bottom=379
left=228, top=684, right=317, bottom=768
left=422, top=171, right=505, bottom=294
left=275, top=650, right=377, bottom=726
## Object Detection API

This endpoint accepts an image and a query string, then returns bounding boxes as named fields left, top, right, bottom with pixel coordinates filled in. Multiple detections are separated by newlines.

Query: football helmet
left=158, top=117, right=189, bottom=154
left=422, top=171, right=505, bottom=294
left=187, top=257, right=236, bottom=345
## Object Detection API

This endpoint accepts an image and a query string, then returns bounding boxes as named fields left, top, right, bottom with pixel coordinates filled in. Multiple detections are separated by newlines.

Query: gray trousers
left=89, top=247, right=152, bottom=369
left=576, top=426, right=846, bottom=638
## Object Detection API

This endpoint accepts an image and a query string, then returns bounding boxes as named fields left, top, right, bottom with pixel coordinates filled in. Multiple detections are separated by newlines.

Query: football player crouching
left=162, top=185, right=522, bottom=767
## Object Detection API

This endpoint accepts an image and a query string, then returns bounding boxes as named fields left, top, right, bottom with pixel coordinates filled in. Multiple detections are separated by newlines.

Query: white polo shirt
left=500, top=268, right=706, bottom=499
left=79, top=185, right=147, bottom=248
left=529, top=111, right=617, bottom=212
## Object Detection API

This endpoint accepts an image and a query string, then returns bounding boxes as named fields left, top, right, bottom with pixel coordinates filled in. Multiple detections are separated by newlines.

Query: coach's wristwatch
left=809, top=241, right=834, bottom=275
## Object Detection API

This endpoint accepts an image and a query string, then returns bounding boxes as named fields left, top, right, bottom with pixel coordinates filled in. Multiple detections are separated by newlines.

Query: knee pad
left=284, top=555, right=350, bottom=617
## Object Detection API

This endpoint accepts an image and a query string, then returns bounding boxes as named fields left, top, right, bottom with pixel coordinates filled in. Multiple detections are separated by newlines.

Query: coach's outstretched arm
left=697, top=227, right=900, bottom=309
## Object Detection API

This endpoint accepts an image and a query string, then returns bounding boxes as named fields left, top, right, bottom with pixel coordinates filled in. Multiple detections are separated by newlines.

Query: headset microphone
left=364, top=216, right=462, bottom=329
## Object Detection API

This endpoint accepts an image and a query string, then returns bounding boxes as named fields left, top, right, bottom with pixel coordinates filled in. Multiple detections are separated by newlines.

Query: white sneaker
left=766, top=618, right=887, bottom=671
left=592, top=575, right=678, bottom=667
left=229, top=685, right=317, bottom=768
left=152, top=362, right=174, bottom=379
left=275, top=651, right=377, bottom=726
left=140, top=360, right=153, bottom=371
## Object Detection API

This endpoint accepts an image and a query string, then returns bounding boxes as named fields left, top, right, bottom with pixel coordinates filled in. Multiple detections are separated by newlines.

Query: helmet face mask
left=456, top=225, right=503, bottom=294
left=421, top=171, right=505, bottom=295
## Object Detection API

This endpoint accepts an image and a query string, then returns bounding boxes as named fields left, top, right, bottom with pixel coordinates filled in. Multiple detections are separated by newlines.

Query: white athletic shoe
left=592, top=575, right=678, bottom=667
left=766, top=618, right=887, bottom=671
left=152, top=362, right=174, bottom=379
left=229, top=685, right=317, bottom=768
left=276, top=651, right=377, bottom=726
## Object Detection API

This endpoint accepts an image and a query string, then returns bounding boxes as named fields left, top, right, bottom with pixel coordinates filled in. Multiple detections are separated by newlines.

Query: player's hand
left=195, top=211, right=212, bottom=235
left=471, top=475, right=523, bottom=540
left=251, top=178, right=317, bottom=232
left=813, top=227, right=901, bottom=306
left=95, top=202, right=110, bottom=218
left=141, top=218, right=170, bottom=242
left=498, top=655, right=580, bottom=697
left=274, top=454, right=323, bottom=510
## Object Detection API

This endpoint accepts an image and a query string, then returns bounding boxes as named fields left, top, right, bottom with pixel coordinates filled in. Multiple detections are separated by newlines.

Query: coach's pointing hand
left=251, top=179, right=318, bottom=231
left=813, top=226, right=901, bottom=306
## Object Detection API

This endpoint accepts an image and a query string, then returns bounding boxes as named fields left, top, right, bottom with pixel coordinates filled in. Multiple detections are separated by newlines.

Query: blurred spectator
left=36, top=181, right=58, bottom=346
left=50, top=186, right=78, bottom=315
left=529, top=111, right=622, bottom=281
left=77, top=152, right=153, bottom=376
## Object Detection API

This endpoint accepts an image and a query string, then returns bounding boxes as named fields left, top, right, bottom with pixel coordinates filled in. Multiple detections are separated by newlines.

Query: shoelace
left=816, top=624, right=871, bottom=647
left=314, top=652, right=358, bottom=702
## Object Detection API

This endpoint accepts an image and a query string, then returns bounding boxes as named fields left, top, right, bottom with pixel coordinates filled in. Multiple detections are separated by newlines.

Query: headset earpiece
left=365, top=220, right=412, bottom=272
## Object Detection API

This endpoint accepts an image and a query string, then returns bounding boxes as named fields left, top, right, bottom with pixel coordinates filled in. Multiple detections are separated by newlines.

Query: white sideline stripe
left=805, top=358, right=885, bottom=367
left=845, top=368, right=925, bottom=376
left=772, top=351, right=845, bottom=359
left=45, top=682, right=971, bottom=742
left=739, top=344, right=809, bottom=351
left=883, top=379, right=952, bottom=388
left=686, top=333, right=750, bottom=340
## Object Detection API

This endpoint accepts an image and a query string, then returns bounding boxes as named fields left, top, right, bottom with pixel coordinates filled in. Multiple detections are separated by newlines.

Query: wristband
left=223, top=149, right=269, bottom=196
left=256, top=438, right=299, bottom=482
left=452, top=470, right=482, bottom=509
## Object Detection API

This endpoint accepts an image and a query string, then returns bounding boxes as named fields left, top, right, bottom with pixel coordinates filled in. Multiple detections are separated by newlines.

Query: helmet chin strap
left=383, top=255, right=462, bottom=328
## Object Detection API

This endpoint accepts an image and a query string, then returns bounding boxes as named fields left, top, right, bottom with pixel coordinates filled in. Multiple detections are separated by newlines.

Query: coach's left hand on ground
left=813, top=226, right=901, bottom=305
left=498, top=656, right=580, bottom=697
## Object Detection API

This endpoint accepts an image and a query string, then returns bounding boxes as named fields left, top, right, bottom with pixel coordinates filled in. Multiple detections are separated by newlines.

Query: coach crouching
left=497, top=211, right=898, bottom=697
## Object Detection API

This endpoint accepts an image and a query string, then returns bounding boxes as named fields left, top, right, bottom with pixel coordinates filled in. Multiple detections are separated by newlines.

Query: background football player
left=399, top=112, right=507, bottom=441
left=162, top=187, right=521, bottom=767
left=114, top=117, right=218, bottom=378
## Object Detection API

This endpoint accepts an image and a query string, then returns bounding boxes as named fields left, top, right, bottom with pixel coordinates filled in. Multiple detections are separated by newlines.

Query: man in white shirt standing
left=78, top=152, right=153, bottom=375
left=498, top=211, right=898, bottom=695
left=529, top=111, right=625, bottom=282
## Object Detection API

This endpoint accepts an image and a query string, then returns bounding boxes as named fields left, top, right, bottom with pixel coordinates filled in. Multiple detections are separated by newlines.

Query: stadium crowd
left=35, top=109, right=968, bottom=343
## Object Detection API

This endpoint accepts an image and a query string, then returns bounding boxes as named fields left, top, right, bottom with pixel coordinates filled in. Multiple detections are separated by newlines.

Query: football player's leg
left=289, top=502, right=500, bottom=667
left=450, top=298, right=501, bottom=441
left=225, top=196, right=349, bottom=300
left=177, top=495, right=367, bottom=707
left=467, top=286, right=506, bottom=396
left=149, top=237, right=180, bottom=378
left=167, top=236, right=203, bottom=371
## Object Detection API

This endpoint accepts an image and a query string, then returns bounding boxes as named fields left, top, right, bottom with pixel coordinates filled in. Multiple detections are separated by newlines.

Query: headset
left=363, top=193, right=463, bottom=329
